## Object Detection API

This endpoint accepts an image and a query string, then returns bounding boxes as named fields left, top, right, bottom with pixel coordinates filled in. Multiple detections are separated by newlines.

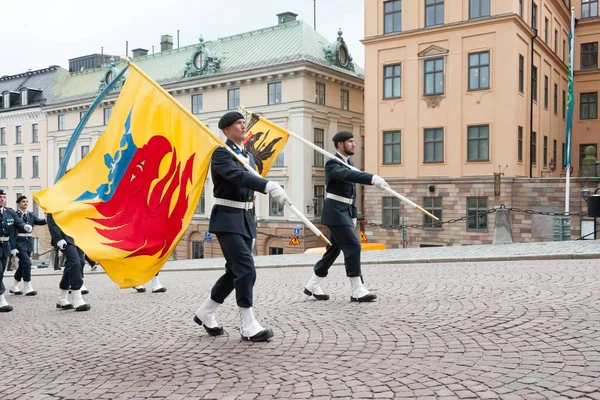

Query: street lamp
left=549, top=159, right=556, bottom=172
left=582, top=184, right=591, bottom=200
left=306, top=198, right=318, bottom=213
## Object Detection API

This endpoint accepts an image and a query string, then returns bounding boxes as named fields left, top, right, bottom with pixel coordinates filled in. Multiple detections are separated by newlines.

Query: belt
left=18, top=233, right=32, bottom=237
left=215, top=198, right=254, bottom=211
left=0, top=237, right=9, bottom=242
left=326, top=193, right=353, bottom=205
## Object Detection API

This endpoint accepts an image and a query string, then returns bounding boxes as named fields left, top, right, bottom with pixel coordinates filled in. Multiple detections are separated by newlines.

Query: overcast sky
left=1, top=0, right=365, bottom=76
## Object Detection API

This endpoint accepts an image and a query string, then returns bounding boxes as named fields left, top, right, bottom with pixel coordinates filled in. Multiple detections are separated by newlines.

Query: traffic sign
left=293, top=227, right=300, bottom=235
left=289, top=236, right=301, bottom=245
left=360, top=231, right=368, bottom=243
left=204, top=232, right=212, bottom=242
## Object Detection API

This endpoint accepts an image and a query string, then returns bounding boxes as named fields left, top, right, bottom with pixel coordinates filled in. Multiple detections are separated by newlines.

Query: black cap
left=0, top=189, right=5, bottom=196
left=16, top=195, right=27, bottom=203
left=332, top=131, right=354, bottom=145
left=218, top=111, right=244, bottom=130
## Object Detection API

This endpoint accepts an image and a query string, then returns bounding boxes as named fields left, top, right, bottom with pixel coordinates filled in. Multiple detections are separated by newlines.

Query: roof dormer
left=324, top=29, right=354, bottom=71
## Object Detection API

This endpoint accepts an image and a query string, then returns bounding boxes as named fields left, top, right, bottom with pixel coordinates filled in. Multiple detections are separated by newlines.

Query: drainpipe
left=529, top=26, right=538, bottom=178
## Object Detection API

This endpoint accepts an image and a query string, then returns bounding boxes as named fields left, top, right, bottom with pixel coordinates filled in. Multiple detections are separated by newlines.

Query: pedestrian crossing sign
left=289, top=236, right=301, bottom=245
left=360, top=231, right=368, bottom=243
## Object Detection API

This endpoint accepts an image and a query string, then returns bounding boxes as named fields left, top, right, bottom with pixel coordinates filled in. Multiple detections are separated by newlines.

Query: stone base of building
left=362, top=177, right=600, bottom=248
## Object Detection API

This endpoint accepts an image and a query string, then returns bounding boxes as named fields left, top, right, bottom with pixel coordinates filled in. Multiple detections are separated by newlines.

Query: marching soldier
left=47, top=213, right=90, bottom=311
left=133, top=273, right=166, bottom=293
left=0, top=190, right=33, bottom=312
left=193, top=111, right=289, bottom=342
left=303, top=131, right=389, bottom=302
left=9, top=195, right=47, bottom=296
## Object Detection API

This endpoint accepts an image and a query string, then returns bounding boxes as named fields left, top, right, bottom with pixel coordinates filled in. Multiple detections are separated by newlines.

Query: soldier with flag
left=8, top=195, right=47, bottom=296
left=303, top=131, right=388, bottom=302
left=193, top=111, right=290, bottom=342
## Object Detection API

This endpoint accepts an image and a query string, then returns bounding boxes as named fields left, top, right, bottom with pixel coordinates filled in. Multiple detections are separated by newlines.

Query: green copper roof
left=47, top=20, right=363, bottom=106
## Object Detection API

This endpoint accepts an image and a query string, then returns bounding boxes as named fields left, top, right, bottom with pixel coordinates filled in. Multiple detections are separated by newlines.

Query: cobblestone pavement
left=2, top=258, right=600, bottom=399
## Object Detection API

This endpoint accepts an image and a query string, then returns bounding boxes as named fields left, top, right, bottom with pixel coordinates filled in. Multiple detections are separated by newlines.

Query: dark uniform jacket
left=322, top=153, right=373, bottom=227
left=208, top=140, right=269, bottom=239
left=15, top=210, right=47, bottom=253
left=0, top=207, right=29, bottom=258
left=47, top=213, right=76, bottom=248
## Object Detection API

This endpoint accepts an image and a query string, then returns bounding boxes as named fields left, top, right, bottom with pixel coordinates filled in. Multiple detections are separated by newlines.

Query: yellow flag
left=242, top=114, right=290, bottom=177
left=34, top=63, right=221, bottom=288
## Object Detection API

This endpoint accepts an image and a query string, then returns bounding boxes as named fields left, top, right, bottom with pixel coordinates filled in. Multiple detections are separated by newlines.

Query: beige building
left=362, top=0, right=600, bottom=247
left=0, top=67, right=60, bottom=257
left=42, top=12, right=365, bottom=259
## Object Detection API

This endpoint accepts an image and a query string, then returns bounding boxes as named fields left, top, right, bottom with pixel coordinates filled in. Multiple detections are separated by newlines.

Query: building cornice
left=0, top=108, right=45, bottom=124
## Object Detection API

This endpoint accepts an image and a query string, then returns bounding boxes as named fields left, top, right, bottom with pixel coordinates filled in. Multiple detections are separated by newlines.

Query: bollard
left=493, top=207, right=514, bottom=245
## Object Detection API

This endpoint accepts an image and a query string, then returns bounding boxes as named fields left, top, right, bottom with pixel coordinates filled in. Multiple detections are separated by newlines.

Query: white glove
left=57, top=239, right=67, bottom=250
left=352, top=218, right=357, bottom=228
left=371, top=174, right=389, bottom=190
left=265, top=181, right=290, bottom=206
left=252, top=238, right=256, bottom=250
left=23, top=224, right=32, bottom=233
left=10, top=249, right=18, bottom=256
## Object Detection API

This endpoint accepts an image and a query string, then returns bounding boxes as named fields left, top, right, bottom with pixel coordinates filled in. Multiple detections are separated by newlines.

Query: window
left=582, top=0, right=599, bottom=18
left=562, top=142, right=566, bottom=168
left=424, top=128, right=444, bottom=163
left=31, top=123, right=38, bottom=143
left=80, top=111, right=86, bottom=121
left=382, top=197, right=400, bottom=226
left=273, top=151, right=284, bottom=167
left=269, top=185, right=285, bottom=216
left=519, top=55, right=524, bottom=93
left=563, top=90, right=566, bottom=118
left=0, top=158, right=6, bottom=179
left=383, top=130, right=401, bottom=164
left=531, top=132, right=537, bottom=164
left=519, top=0, right=523, bottom=18
left=468, top=51, right=490, bottom=90
left=314, top=185, right=324, bottom=216
left=15, top=156, right=22, bottom=178
left=268, top=82, right=282, bottom=105
left=553, top=139, right=557, bottom=166
left=314, top=128, right=324, bottom=167
left=32, top=155, right=39, bottom=178
left=0, top=128, right=4, bottom=145
left=518, top=126, right=523, bottom=163
left=384, top=0, right=402, bottom=33
left=269, top=247, right=284, bottom=255
left=467, top=197, right=488, bottom=231
left=469, top=0, right=490, bottom=19
left=423, top=197, right=442, bottom=228
left=103, top=107, right=112, bottom=125
left=33, top=202, right=39, bottom=217
left=543, top=135, right=548, bottom=166
left=532, top=65, right=538, bottom=101
left=544, top=18, right=549, bottom=44
left=58, top=114, right=65, bottom=131
left=59, top=147, right=66, bottom=166
left=227, top=88, right=240, bottom=110
left=581, top=42, right=598, bottom=69
left=563, top=39, right=567, bottom=63
left=554, top=83, right=558, bottom=114
left=467, top=125, right=489, bottom=162
left=544, top=75, right=549, bottom=108
left=15, top=125, right=21, bottom=144
left=316, top=82, right=326, bottom=105
left=555, top=29, right=558, bottom=54
left=195, top=189, right=206, bottom=214
left=81, top=145, right=89, bottom=158
left=341, top=89, right=349, bottom=110
left=581, top=92, right=598, bottom=119
left=191, top=241, right=204, bottom=259
left=425, top=0, right=444, bottom=27
left=424, top=58, right=444, bottom=95
left=192, top=94, right=203, bottom=114
left=532, top=2, right=537, bottom=30
left=383, top=64, right=402, bottom=98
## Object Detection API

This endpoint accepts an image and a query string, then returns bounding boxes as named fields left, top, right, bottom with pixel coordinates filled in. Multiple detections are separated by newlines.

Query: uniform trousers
left=14, top=245, right=32, bottom=282
left=313, top=225, right=361, bottom=278
left=210, top=233, right=255, bottom=308
left=0, top=255, right=8, bottom=295
left=59, top=245, right=85, bottom=291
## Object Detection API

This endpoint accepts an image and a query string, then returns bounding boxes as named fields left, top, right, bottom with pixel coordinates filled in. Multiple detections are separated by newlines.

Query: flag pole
left=123, top=59, right=331, bottom=246
left=565, top=7, right=575, bottom=215
left=239, top=106, right=439, bottom=221
left=56, top=64, right=130, bottom=182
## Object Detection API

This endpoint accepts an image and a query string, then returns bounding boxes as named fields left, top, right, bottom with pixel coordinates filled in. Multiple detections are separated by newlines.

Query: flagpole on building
left=122, top=60, right=331, bottom=246
left=239, top=106, right=439, bottom=221
left=565, top=7, right=575, bottom=214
